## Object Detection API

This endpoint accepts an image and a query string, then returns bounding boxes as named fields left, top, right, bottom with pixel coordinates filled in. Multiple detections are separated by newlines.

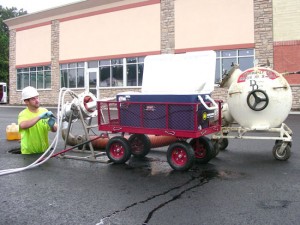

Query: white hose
left=0, top=88, right=74, bottom=176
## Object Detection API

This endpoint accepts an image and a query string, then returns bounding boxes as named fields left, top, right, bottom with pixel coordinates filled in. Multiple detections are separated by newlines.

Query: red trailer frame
left=97, top=100, right=222, bottom=171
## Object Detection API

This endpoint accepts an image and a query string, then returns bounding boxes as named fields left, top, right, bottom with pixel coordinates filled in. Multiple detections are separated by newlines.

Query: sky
left=0, top=0, right=83, bottom=13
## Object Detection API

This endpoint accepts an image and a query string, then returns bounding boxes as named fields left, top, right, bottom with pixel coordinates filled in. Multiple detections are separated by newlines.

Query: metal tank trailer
left=212, top=65, right=293, bottom=161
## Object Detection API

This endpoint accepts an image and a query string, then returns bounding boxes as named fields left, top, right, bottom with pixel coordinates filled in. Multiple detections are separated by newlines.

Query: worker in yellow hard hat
left=18, top=86, right=57, bottom=154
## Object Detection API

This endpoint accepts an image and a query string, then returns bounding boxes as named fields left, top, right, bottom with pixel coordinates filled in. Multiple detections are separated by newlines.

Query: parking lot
left=0, top=105, right=300, bottom=225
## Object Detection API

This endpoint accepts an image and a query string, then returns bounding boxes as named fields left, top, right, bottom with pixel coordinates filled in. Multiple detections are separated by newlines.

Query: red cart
left=97, top=99, right=222, bottom=171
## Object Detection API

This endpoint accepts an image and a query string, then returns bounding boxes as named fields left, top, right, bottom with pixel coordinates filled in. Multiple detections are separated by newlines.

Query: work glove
left=48, top=117, right=56, bottom=128
left=39, top=111, right=53, bottom=119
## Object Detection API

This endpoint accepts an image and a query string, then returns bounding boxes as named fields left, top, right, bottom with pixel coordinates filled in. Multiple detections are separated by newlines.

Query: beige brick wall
left=50, top=20, right=60, bottom=100
left=8, top=20, right=61, bottom=105
left=8, top=29, right=18, bottom=104
left=35, top=20, right=61, bottom=105
left=7, top=0, right=300, bottom=112
left=211, top=87, right=229, bottom=103
left=161, top=0, right=174, bottom=54
left=254, top=0, right=274, bottom=67
left=273, top=0, right=300, bottom=41
left=98, top=88, right=141, bottom=99
left=291, top=85, right=300, bottom=110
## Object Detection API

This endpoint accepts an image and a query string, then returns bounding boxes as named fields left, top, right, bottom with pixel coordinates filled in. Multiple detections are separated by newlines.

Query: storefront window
left=60, top=62, right=85, bottom=88
left=99, top=57, right=145, bottom=87
left=16, top=65, right=51, bottom=90
left=60, top=57, right=145, bottom=88
left=99, top=66, right=110, bottom=87
left=126, top=57, right=145, bottom=87
left=215, top=49, right=255, bottom=83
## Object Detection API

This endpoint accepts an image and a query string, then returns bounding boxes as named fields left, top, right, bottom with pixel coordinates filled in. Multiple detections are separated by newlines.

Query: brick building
left=4, top=0, right=300, bottom=109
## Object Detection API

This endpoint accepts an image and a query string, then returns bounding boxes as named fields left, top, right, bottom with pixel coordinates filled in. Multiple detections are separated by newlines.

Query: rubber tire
left=211, top=139, right=220, bottom=158
left=272, top=142, right=291, bottom=161
left=167, top=141, right=195, bottom=171
left=128, top=134, right=151, bottom=158
left=219, top=138, right=229, bottom=150
left=106, top=136, right=131, bottom=164
left=275, top=140, right=292, bottom=148
left=190, top=136, right=214, bottom=164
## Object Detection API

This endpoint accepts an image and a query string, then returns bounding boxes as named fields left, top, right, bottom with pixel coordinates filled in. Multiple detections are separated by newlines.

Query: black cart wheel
left=272, top=142, right=291, bottom=161
left=190, top=136, right=214, bottom=164
left=247, top=89, right=269, bottom=111
left=128, top=134, right=151, bottom=158
left=211, top=139, right=220, bottom=158
left=167, top=141, right=195, bottom=171
left=275, top=139, right=292, bottom=148
left=106, top=136, right=131, bottom=164
left=219, top=138, right=229, bottom=150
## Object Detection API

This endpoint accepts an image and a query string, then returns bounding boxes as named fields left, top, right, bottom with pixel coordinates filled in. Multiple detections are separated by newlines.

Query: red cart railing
left=97, top=100, right=222, bottom=171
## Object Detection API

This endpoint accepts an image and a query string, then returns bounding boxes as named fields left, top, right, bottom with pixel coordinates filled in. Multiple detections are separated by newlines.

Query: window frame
left=16, top=65, right=51, bottom=90
left=60, top=62, right=85, bottom=89
left=215, top=48, right=255, bottom=84
left=98, top=57, right=145, bottom=88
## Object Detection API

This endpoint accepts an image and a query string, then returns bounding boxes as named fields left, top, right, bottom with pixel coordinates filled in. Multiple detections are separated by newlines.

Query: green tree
left=0, top=6, right=27, bottom=83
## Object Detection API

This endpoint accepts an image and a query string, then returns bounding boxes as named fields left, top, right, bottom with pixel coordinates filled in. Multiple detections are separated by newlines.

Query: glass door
left=87, top=68, right=99, bottom=99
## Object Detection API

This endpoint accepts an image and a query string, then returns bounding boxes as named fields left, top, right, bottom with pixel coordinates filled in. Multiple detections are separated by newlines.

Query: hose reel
left=62, top=92, right=98, bottom=122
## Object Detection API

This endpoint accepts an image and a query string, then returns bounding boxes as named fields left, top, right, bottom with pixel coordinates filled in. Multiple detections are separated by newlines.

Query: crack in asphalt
left=96, top=171, right=214, bottom=225
left=143, top=176, right=208, bottom=225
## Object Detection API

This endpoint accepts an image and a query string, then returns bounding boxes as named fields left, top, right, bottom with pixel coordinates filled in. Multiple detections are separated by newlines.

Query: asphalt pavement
left=0, top=105, right=300, bottom=225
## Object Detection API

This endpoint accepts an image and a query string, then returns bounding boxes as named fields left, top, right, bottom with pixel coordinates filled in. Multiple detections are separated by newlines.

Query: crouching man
left=18, top=86, right=57, bottom=154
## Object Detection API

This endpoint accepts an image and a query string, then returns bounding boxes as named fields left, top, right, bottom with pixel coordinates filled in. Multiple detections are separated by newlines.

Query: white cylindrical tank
left=221, top=103, right=234, bottom=126
left=227, top=67, right=292, bottom=130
